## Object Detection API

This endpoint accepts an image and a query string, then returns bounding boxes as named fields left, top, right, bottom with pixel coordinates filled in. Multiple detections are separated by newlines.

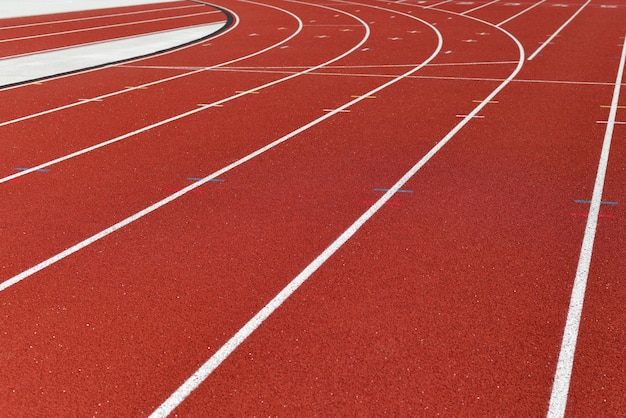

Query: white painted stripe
left=0, top=22, right=226, bottom=87
left=0, top=4, right=202, bottom=31
left=0, top=11, right=219, bottom=44
left=149, top=1, right=526, bottom=415
left=425, top=0, right=453, bottom=9
left=527, top=0, right=591, bottom=61
left=461, top=0, right=500, bottom=15
left=547, top=34, right=626, bottom=418
left=0, top=0, right=369, bottom=288
left=496, top=0, right=545, bottom=27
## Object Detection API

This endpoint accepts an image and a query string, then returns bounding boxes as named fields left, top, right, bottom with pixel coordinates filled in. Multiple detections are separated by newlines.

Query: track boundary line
left=527, top=0, right=591, bottom=61
left=149, top=0, right=525, bottom=414
left=546, top=34, right=626, bottom=418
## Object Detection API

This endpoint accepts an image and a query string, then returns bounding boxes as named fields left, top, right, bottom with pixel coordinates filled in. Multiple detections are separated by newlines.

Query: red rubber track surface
left=0, top=1, right=225, bottom=59
left=0, top=0, right=625, bottom=416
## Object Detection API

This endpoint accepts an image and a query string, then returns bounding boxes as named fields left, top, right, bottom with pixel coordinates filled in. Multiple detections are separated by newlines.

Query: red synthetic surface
left=0, top=0, right=625, bottom=416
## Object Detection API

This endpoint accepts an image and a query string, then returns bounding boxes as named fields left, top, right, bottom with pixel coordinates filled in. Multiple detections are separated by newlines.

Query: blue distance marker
left=574, top=199, right=618, bottom=205
left=373, top=187, right=413, bottom=193
left=15, top=167, right=50, bottom=173
left=187, top=177, right=225, bottom=183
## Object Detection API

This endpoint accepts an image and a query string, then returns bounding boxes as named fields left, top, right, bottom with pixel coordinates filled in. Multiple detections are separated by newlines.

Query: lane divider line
left=547, top=32, right=626, bottom=418
left=527, top=0, right=591, bottom=61
left=149, top=1, right=526, bottom=415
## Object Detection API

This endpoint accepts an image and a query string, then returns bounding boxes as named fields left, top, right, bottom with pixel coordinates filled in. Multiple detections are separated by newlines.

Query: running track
left=0, top=0, right=625, bottom=416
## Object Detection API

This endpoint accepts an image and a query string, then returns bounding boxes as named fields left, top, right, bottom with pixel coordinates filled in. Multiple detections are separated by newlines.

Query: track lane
left=1, top=0, right=623, bottom=416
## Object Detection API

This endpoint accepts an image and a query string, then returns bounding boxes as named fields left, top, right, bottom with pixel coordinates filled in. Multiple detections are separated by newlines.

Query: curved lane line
left=149, top=2, right=445, bottom=415
left=0, top=0, right=370, bottom=290
left=149, top=0, right=527, bottom=415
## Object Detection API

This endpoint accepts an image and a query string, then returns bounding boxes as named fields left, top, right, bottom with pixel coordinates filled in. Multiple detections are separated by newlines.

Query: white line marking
left=547, top=34, right=626, bottom=418
left=0, top=11, right=220, bottom=44
left=0, top=4, right=203, bottom=31
left=149, top=1, right=526, bottom=415
left=461, top=0, right=499, bottom=15
left=425, top=0, right=452, bottom=9
left=527, top=0, right=591, bottom=61
left=496, top=0, right=546, bottom=27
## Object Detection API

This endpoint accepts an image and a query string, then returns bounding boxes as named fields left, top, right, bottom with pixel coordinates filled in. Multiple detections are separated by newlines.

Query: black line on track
left=0, top=1, right=235, bottom=90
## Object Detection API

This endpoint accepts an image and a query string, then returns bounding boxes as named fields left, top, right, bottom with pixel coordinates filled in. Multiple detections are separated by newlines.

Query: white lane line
left=547, top=34, right=626, bottom=418
left=0, top=0, right=370, bottom=290
left=461, top=0, right=499, bottom=15
left=148, top=2, right=443, bottom=414
left=425, top=0, right=453, bottom=9
left=527, top=0, right=591, bottom=61
left=0, top=4, right=203, bottom=31
left=150, top=1, right=527, bottom=415
left=496, top=0, right=546, bottom=27
left=203, top=66, right=620, bottom=87
left=0, top=11, right=220, bottom=44
left=0, top=1, right=300, bottom=128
